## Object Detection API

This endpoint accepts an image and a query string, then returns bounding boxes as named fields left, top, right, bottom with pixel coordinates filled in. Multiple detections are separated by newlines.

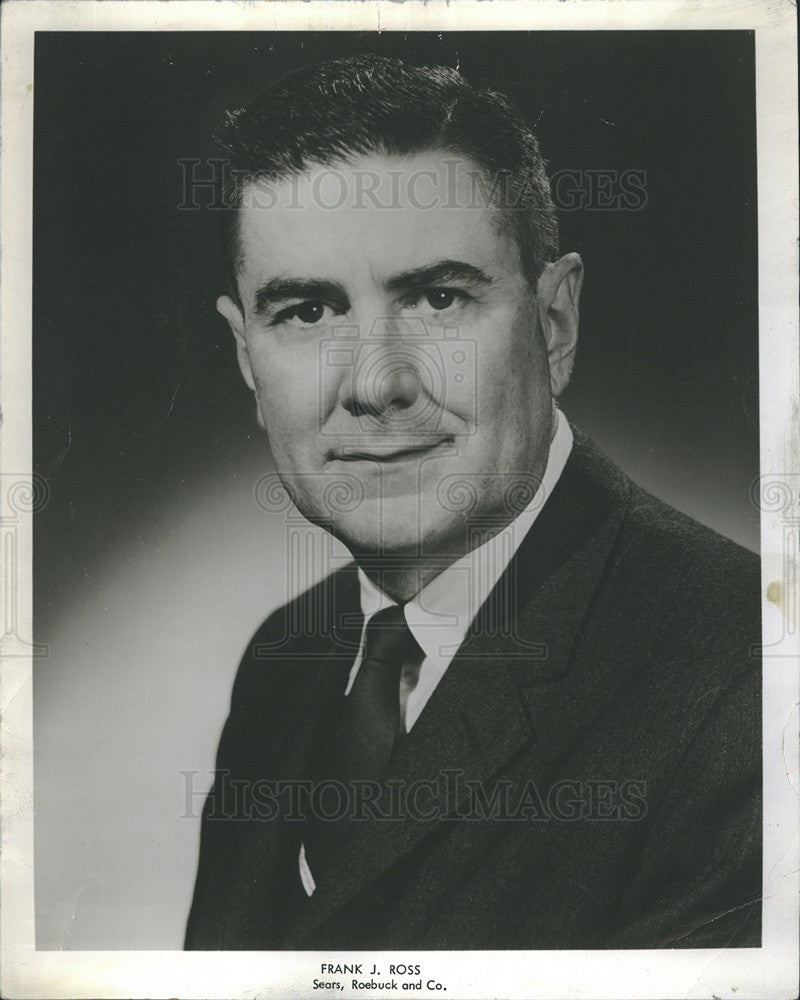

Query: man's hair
left=216, top=54, right=559, bottom=295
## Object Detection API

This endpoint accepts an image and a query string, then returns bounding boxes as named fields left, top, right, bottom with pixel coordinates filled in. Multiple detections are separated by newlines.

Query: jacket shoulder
left=228, top=562, right=359, bottom=713
left=568, top=430, right=760, bottom=629
left=621, top=478, right=760, bottom=621
left=566, top=430, right=760, bottom=696
left=586, top=466, right=762, bottom=728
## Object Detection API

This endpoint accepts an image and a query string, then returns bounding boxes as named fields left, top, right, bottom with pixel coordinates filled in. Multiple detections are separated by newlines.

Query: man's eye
left=276, top=300, right=340, bottom=327
left=402, top=288, right=470, bottom=315
left=425, top=289, right=457, bottom=311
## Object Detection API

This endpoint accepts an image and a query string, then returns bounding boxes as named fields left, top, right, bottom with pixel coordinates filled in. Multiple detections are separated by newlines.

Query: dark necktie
left=303, top=603, right=423, bottom=884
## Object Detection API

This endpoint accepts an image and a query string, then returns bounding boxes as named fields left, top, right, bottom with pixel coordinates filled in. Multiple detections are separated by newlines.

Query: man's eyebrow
left=385, top=260, right=494, bottom=292
left=254, top=277, right=347, bottom=315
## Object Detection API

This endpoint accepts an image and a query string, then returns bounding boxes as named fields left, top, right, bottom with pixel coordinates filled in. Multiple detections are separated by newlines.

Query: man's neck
left=351, top=408, right=567, bottom=605
left=353, top=468, right=549, bottom=604
left=356, top=557, right=466, bottom=605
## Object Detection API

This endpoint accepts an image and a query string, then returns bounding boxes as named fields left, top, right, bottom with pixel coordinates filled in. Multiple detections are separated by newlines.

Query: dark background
left=32, top=31, right=758, bottom=949
left=34, top=30, right=759, bottom=620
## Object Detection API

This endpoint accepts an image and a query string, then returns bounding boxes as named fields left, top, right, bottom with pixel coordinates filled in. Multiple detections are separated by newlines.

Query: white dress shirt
left=299, top=408, right=573, bottom=895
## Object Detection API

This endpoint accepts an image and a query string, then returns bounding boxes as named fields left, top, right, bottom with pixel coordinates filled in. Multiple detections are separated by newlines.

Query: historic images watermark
left=750, top=473, right=800, bottom=657
left=252, top=461, right=555, bottom=658
left=317, top=318, right=479, bottom=439
left=177, top=158, right=648, bottom=214
left=0, top=473, right=50, bottom=659
left=180, top=769, right=648, bottom=824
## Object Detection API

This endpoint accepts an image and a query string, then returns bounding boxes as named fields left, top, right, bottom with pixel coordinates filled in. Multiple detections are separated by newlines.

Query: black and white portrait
left=2, top=3, right=797, bottom=999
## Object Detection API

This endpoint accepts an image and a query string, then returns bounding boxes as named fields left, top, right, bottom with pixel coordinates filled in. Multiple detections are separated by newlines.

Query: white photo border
left=1, top=2, right=797, bottom=998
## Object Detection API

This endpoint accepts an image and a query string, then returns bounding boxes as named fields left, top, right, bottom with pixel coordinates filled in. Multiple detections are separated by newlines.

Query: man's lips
left=331, top=438, right=454, bottom=463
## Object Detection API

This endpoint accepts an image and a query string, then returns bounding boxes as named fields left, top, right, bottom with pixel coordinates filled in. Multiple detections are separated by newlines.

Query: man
left=186, top=55, right=761, bottom=950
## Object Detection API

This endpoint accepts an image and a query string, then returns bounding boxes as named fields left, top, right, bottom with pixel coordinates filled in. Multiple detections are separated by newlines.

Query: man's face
left=220, top=152, right=580, bottom=560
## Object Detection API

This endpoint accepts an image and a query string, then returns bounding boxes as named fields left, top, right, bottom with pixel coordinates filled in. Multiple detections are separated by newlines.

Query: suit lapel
left=283, top=654, right=534, bottom=947
left=271, top=615, right=364, bottom=782
left=193, top=567, right=364, bottom=948
left=283, top=432, right=633, bottom=946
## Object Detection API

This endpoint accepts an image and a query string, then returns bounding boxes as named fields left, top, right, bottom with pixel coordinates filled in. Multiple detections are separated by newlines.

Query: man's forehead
left=235, top=151, right=520, bottom=283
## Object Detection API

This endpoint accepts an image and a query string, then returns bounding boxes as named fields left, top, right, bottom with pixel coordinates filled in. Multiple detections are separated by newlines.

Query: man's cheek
left=255, top=368, right=310, bottom=427
left=263, top=407, right=312, bottom=460
left=254, top=391, right=304, bottom=462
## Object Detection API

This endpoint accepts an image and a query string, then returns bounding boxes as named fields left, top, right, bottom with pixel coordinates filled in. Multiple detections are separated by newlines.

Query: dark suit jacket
left=185, top=431, right=762, bottom=950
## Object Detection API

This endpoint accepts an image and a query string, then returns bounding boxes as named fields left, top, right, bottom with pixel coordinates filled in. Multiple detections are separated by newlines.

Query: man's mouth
left=332, top=437, right=454, bottom=463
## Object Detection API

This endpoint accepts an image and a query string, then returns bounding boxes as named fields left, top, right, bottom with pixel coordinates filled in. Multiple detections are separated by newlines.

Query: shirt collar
left=357, top=408, right=574, bottom=662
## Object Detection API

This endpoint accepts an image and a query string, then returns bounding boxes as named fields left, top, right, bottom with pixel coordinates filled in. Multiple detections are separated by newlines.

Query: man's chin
left=330, top=493, right=468, bottom=562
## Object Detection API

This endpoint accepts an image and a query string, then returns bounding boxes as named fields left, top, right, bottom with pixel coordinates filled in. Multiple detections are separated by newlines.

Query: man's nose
left=338, top=318, right=423, bottom=419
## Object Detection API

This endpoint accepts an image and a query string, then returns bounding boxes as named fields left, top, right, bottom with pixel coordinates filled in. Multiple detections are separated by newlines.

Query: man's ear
left=217, top=294, right=266, bottom=429
left=535, top=252, right=583, bottom=398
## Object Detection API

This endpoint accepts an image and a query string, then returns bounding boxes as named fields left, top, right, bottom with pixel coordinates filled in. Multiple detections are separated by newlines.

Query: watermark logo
left=1, top=474, right=50, bottom=658
left=180, top=769, right=648, bottom=824
left=178, top=158, right=648, bottom=213
left=319, top=317, right=478, bottom=438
